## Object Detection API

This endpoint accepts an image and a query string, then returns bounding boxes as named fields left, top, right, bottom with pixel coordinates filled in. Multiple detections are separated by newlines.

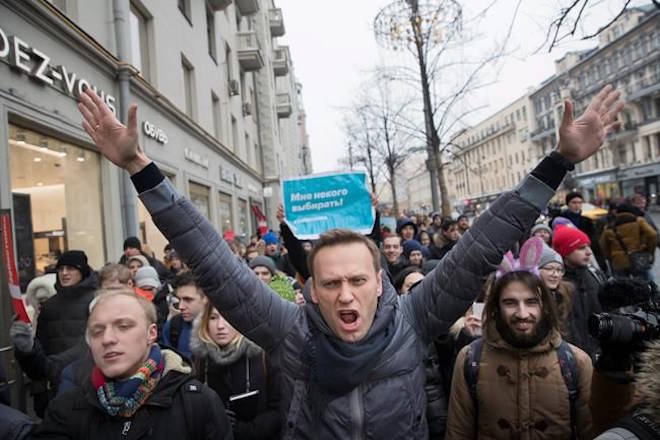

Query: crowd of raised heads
left=3, top=84, right=659, bottom=439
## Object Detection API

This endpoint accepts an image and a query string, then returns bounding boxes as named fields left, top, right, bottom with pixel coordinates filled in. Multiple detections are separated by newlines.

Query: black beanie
left=56, top=250, right=90, bottom=278
left=123, top=236, right=142, bottom=251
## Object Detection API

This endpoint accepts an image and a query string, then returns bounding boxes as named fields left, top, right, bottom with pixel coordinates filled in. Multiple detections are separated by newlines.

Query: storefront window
left=9, top=124, right=105, bottom=279
left=189, top=181, right=211, bottom=220
left=238, top=198, right=248, bottom=237
left=138, top=172, right=175, bottom=260
left=218, top=192, right=233, bottom=233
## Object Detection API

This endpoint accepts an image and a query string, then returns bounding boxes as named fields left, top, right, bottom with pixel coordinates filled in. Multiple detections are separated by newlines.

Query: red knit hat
left=552, top=225, right=591, bottom=258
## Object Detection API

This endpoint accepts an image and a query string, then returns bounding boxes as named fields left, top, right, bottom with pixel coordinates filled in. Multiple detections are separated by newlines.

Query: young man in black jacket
left=33, top=289, right=231, bottom=440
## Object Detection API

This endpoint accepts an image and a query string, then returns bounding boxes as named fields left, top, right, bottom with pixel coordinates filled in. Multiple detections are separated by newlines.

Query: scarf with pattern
left=92, top=344, right=164, bottom=418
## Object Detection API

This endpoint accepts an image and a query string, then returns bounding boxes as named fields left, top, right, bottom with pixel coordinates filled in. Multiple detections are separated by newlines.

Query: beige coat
left=446, top=323, right=594, bottom=440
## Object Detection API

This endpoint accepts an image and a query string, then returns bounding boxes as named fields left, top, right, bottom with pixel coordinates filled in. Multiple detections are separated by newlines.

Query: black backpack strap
left=463, top=338, right=483, bottom=420
left=181, top=379, right=206, bottom=440
left=169, top=315, right=183, bottom=350
left=556, top=340, right=580, bottom=440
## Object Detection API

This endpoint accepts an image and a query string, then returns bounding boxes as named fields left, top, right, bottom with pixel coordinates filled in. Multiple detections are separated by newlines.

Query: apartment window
left=244, top=133, right=250, bottom=163
left=522, top=106, right=527, bottom=120
left=47, top=0, right=66, bottom=12
left=181, top=55, right=196, bottom=119
left=254, top=143, right=260, bottom=172
left=211, top=92, right=221, bottom=140
left=206, top=6, right=217, bottom=61
left=178, top=0, right=191, bottom=24
left=516, top=109, right=521, bottom=121
left=225, top=43, right=234, bottom=83
left=129, top=3, right=151, bottom=81
left=231, top=116, right=239, bottom=153
left=618, top=144, right=627, bottom=164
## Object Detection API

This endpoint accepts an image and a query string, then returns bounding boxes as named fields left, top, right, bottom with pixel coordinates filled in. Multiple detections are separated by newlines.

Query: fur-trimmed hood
left=635, top=339, right=660, bottom=421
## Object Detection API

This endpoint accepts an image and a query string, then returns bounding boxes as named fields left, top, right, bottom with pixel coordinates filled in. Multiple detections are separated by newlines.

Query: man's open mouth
left=339, top=310, right=358, bottom=324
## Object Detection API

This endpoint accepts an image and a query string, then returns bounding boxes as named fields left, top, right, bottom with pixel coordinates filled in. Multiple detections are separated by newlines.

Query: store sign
left=142, top=121, right=168, bottom=144
left=219, top=165, right=233, bottom=183
left=184, top=148, right=209, bottom=168
left=618, top=163, right=660, bottom=181
left=0, top=26, right=117, bottom=114
left=578, top=172, right=616, bottom=187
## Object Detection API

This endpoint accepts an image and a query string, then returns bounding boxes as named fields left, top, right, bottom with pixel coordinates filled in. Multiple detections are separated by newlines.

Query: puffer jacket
left=32, top=348, right=232, bottom=440
left=34, top=272, right=98, bottom=356
left=599, top=213, right=657, bottom=272
left=446, top=323, right=594, bottom=440
left=137, top=163, right=555, bottom=439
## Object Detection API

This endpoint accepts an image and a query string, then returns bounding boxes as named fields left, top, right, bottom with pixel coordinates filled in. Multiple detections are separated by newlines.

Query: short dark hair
left=565, top=191, right=583, bottom=205
left=483, top=271, right=559, bottom=333
left=457, top=214, right=468, bottom=221
left=173, top=271, right=197, bottom=290
left=441, top=218, right=458, bottom=231
left=383, top=234, right=402, bottom=246
left=307, top=229, right=381, bottom=280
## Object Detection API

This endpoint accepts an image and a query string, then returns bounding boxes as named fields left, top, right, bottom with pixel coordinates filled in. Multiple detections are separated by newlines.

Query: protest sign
left=1, top=210, right=31, bottom=323
left=282, top=171, right=374, bottom=239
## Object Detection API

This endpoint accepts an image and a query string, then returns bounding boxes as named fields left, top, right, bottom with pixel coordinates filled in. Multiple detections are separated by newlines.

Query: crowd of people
left=1, top=85, right=659, bottom=439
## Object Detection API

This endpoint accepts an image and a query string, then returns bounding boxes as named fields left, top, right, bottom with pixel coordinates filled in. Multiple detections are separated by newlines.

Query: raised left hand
left=557, top=84, right=625, bottom=164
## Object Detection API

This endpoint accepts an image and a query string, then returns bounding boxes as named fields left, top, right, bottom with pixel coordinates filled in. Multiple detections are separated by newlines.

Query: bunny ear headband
left=495, top=236, right=544, bottom=279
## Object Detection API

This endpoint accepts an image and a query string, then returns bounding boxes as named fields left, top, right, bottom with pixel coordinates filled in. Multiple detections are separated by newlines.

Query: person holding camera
left=588, top=278, right=660, bottom=437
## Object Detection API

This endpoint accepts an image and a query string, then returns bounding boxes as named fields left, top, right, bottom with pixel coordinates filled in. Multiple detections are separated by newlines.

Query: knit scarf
left=92, top=345, right=164, bottom=418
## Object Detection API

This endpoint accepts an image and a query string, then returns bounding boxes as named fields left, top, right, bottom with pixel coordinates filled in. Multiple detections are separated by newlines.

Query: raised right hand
left=77, top=88, right=150, bottom=175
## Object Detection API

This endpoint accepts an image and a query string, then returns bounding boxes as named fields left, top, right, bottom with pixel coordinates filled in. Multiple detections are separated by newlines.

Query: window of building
left=254, top=143, right=260, bottom=172
left=9, top=124, right=105, bottom=282
left=129, top=2, right=151, bottom=81
left=218, top=192, right=233, bottom=233
left=47, top=0, right=67, bottom=12
left=238, top=198, right=249, bottom=236
left=618, top=144, right=627, bottom=164
left=522, top=106, right=527, bottom=120
left=206, top=5, right=217, bottom=61
left=212, top=92, right=222, bottom=140
left=189, top=182, right=210, bottom=219
left=231, top=115, right=239, bottom=153
left=244, top=133, right=250, bottom=164
left=138, top=171, right=175, bottom=261
left=516, top=109, right=521, bottom=121
left=178, top=0, right=191, bottom=24
left=181, top=55, right=196, bottom=119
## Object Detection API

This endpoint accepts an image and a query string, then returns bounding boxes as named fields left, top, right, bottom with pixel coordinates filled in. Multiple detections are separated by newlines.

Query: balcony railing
left=207, top=0, right=232, bottom=11
left=235, top=0, right=259, bottom=15
left=269, top=8, right=285, bottom=37
left=237, top=31, right=263, bottom=71
left=276, top=93, right=292, bottom=118
left=272, top=46, right=289, bottom=76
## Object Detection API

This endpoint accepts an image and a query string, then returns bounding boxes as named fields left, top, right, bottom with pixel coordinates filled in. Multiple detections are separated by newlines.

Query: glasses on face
left=540, top=266, right=565, bottom=275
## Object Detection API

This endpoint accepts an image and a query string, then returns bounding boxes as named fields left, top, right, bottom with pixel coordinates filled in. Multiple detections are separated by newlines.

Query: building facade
left=529, top=6, right=660, bottom=204
left=0, top=0, right=310, bottom=394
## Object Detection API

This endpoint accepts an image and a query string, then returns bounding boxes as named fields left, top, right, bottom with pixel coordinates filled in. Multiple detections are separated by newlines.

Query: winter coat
left=593, top=340, right=660, bottom=440
left=32, top=349, right=232, bottom=440
left=563, top=265, right=604, bottom=361
left=446, top=324, right=594, bottom=440
left=0, top=404, right=34, bottom=440
left=191, top=321, right=282, bottom=440
left=599, top=213, right=657, bottom=272
left=137, top=164, right=555, bottom=439
left=34, top=273, right=98, bottom=356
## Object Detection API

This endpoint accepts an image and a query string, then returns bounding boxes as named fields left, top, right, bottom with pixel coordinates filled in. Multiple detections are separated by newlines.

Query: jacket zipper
left=349, top=386, right=365, bottom=440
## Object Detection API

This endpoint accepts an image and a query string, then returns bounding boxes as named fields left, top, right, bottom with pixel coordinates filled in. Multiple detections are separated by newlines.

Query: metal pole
left=113, top=0, right=138, bottom=239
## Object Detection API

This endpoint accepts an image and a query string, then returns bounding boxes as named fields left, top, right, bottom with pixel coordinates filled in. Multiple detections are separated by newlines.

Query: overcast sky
left=276, top=0, right=649, bottom=173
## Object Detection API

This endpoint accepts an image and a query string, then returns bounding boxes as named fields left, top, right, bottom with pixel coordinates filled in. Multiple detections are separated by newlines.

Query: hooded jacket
left=135, top=159, right=558, bottom=439
left=190, top=317, right=282, bottom=440
left=599, top=212, right=657, bottom=272
left=32, top=348, right=232, bottom=440
left=446, top=321, right=594, bottom=440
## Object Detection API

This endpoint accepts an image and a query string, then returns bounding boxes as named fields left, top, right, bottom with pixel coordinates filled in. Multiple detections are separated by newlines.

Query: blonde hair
left=86, top=289, right=157, bottom=344
left=197, top=302, right=242, bottom=348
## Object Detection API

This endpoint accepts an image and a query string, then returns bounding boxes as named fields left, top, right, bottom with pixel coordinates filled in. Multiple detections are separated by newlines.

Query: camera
left=589, top=310, right=660, bottom=345
left=589, top=279, right=660, bottom=346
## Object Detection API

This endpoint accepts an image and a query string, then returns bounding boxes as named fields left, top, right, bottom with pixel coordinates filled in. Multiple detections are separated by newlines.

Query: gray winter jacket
left=138, top=170, right=555, bottom=439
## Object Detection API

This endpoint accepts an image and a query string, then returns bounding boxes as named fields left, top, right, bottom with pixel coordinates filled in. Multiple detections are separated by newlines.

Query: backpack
left=614, top=408, right=660, bottom=440
left=181, top=379, right=209, bottom=440
left=464, top=338, right=580, bottom=439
